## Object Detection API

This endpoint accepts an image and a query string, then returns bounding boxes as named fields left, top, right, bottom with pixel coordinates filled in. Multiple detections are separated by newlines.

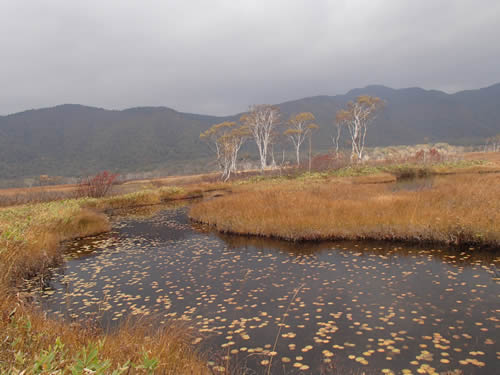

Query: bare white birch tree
left=284, top=112, right=319, bottom=165
left=240, top=105, right=281, bottom=170
left=227, top=125, right=250, bottom=173
left=485, top=134, right=500, bottom=152
left=332, top=118, right=343, bottom=154
left=200, top=121, right=249, bottom=181
left=336, top=96, right=384, bottom=161
left=494, top=135, right=500, bottom=152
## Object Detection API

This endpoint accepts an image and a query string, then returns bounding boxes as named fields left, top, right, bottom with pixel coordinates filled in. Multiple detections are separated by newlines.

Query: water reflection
left=216, top=231, right=499, bottom=267
left=390, top=176, right=435, bottom=192
left=24, top=203, right=500, bottom=375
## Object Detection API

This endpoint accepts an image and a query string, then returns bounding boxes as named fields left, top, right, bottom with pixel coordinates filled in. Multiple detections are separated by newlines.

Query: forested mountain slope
left=1, top=83, right=499, bottom=179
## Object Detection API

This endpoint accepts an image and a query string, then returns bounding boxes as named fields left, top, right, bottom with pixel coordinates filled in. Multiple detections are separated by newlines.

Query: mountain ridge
left=4, top=83, right=499, bottom=119
left=1, top=83, right=499, bottom=180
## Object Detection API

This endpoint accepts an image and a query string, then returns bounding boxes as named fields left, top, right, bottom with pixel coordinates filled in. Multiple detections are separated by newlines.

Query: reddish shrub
left=429, top=148, right=442, bottom=162
left=307, top=152, right=349, bottom=171
left=415, top=149, right=425, bottom=162
left=413, top=148, right=443, bottom=163
left=77, top=171, right=119, bottom=198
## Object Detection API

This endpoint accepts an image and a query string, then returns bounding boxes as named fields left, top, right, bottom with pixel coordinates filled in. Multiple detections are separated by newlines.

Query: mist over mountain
left=1, top=83, right=499, bottom=180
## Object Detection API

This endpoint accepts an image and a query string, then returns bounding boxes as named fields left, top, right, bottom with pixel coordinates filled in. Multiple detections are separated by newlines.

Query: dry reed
left=190, top=174, right=500, bottom=247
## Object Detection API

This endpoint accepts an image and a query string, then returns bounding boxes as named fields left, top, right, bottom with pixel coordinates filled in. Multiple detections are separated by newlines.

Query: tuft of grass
left=383, top=164, right=432, bottom=179
left=86, top=186, right=188, bottom=210
left=0, top=300, right=208, bottom=374
left=331, top=165, right=383, bottom=177
left=190, top=174, right=500, bottom=248
left=0, top=200, right=111, bottom=288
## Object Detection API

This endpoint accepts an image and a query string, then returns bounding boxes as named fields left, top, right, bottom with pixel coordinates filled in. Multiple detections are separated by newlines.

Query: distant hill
left=0, top=105, right=228, bottom=179
left=1, top=83, right=499, bottom=180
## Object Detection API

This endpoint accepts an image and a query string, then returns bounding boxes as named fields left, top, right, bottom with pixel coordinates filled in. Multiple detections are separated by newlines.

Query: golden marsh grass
left=190, top=174, right=500, bottom=247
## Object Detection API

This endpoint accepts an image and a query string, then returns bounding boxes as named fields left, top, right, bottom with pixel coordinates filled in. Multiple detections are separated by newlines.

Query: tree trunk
left=308, top=134, right=312, bottom=172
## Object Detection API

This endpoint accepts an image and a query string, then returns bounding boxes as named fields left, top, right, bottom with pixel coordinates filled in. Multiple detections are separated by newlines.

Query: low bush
left=385, top=164, right=432, bottom=179
left=77, top=171, right=119, bottom=198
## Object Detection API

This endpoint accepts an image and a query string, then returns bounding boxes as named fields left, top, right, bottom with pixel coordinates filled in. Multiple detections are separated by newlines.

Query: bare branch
left=200, top=121, right=249, bottom=180
left=241, top=105, right=281, bottom=170
left=335, top=96, right=384, bottom=161
left=284, top=112, right=318, bottom=165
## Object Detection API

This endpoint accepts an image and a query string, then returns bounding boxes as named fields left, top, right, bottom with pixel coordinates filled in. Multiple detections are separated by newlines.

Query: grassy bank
left=0, top=186, right=223, bottom=374
left=190, top=173, right=500, bottom=248
left=237, top=159, right=497, bottom=185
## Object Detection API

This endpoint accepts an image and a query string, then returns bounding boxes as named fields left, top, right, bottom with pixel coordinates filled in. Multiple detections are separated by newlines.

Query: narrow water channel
left=24, top=202, right=499, bottom=374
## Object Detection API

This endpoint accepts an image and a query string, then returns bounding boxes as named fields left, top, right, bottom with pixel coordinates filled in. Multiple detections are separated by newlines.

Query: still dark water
left=25, top=203, right=499, bottom=374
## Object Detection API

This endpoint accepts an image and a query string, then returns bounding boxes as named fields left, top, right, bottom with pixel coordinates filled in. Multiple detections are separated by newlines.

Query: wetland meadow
left=24, top=200, right=499, bottom=374
left=1, top=161, right=499, bottom=374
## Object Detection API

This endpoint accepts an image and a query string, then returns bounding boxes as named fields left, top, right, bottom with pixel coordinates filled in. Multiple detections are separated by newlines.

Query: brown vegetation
left=1, top=150, right=496, bottom=208
left=0, top=294, right=208, bottom=374
left=0, top=172, right=226, bottom=207
left=1, top=209, right=110, bottom=289
left=190, top=173, right=500, bottom=247
left=463, top=151, right=500, bottom=165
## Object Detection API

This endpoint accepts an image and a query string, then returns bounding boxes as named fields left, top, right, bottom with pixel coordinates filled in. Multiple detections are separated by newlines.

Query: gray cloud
left=1, top=0, right=499, bottom=115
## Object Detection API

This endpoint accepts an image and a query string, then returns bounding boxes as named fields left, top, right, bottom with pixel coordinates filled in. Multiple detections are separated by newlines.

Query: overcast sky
left=1, top=0, right=499, bottom=116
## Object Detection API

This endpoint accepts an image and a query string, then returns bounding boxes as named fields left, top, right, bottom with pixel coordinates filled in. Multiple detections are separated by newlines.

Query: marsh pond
left=24, top=202, right=499, bottom=374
